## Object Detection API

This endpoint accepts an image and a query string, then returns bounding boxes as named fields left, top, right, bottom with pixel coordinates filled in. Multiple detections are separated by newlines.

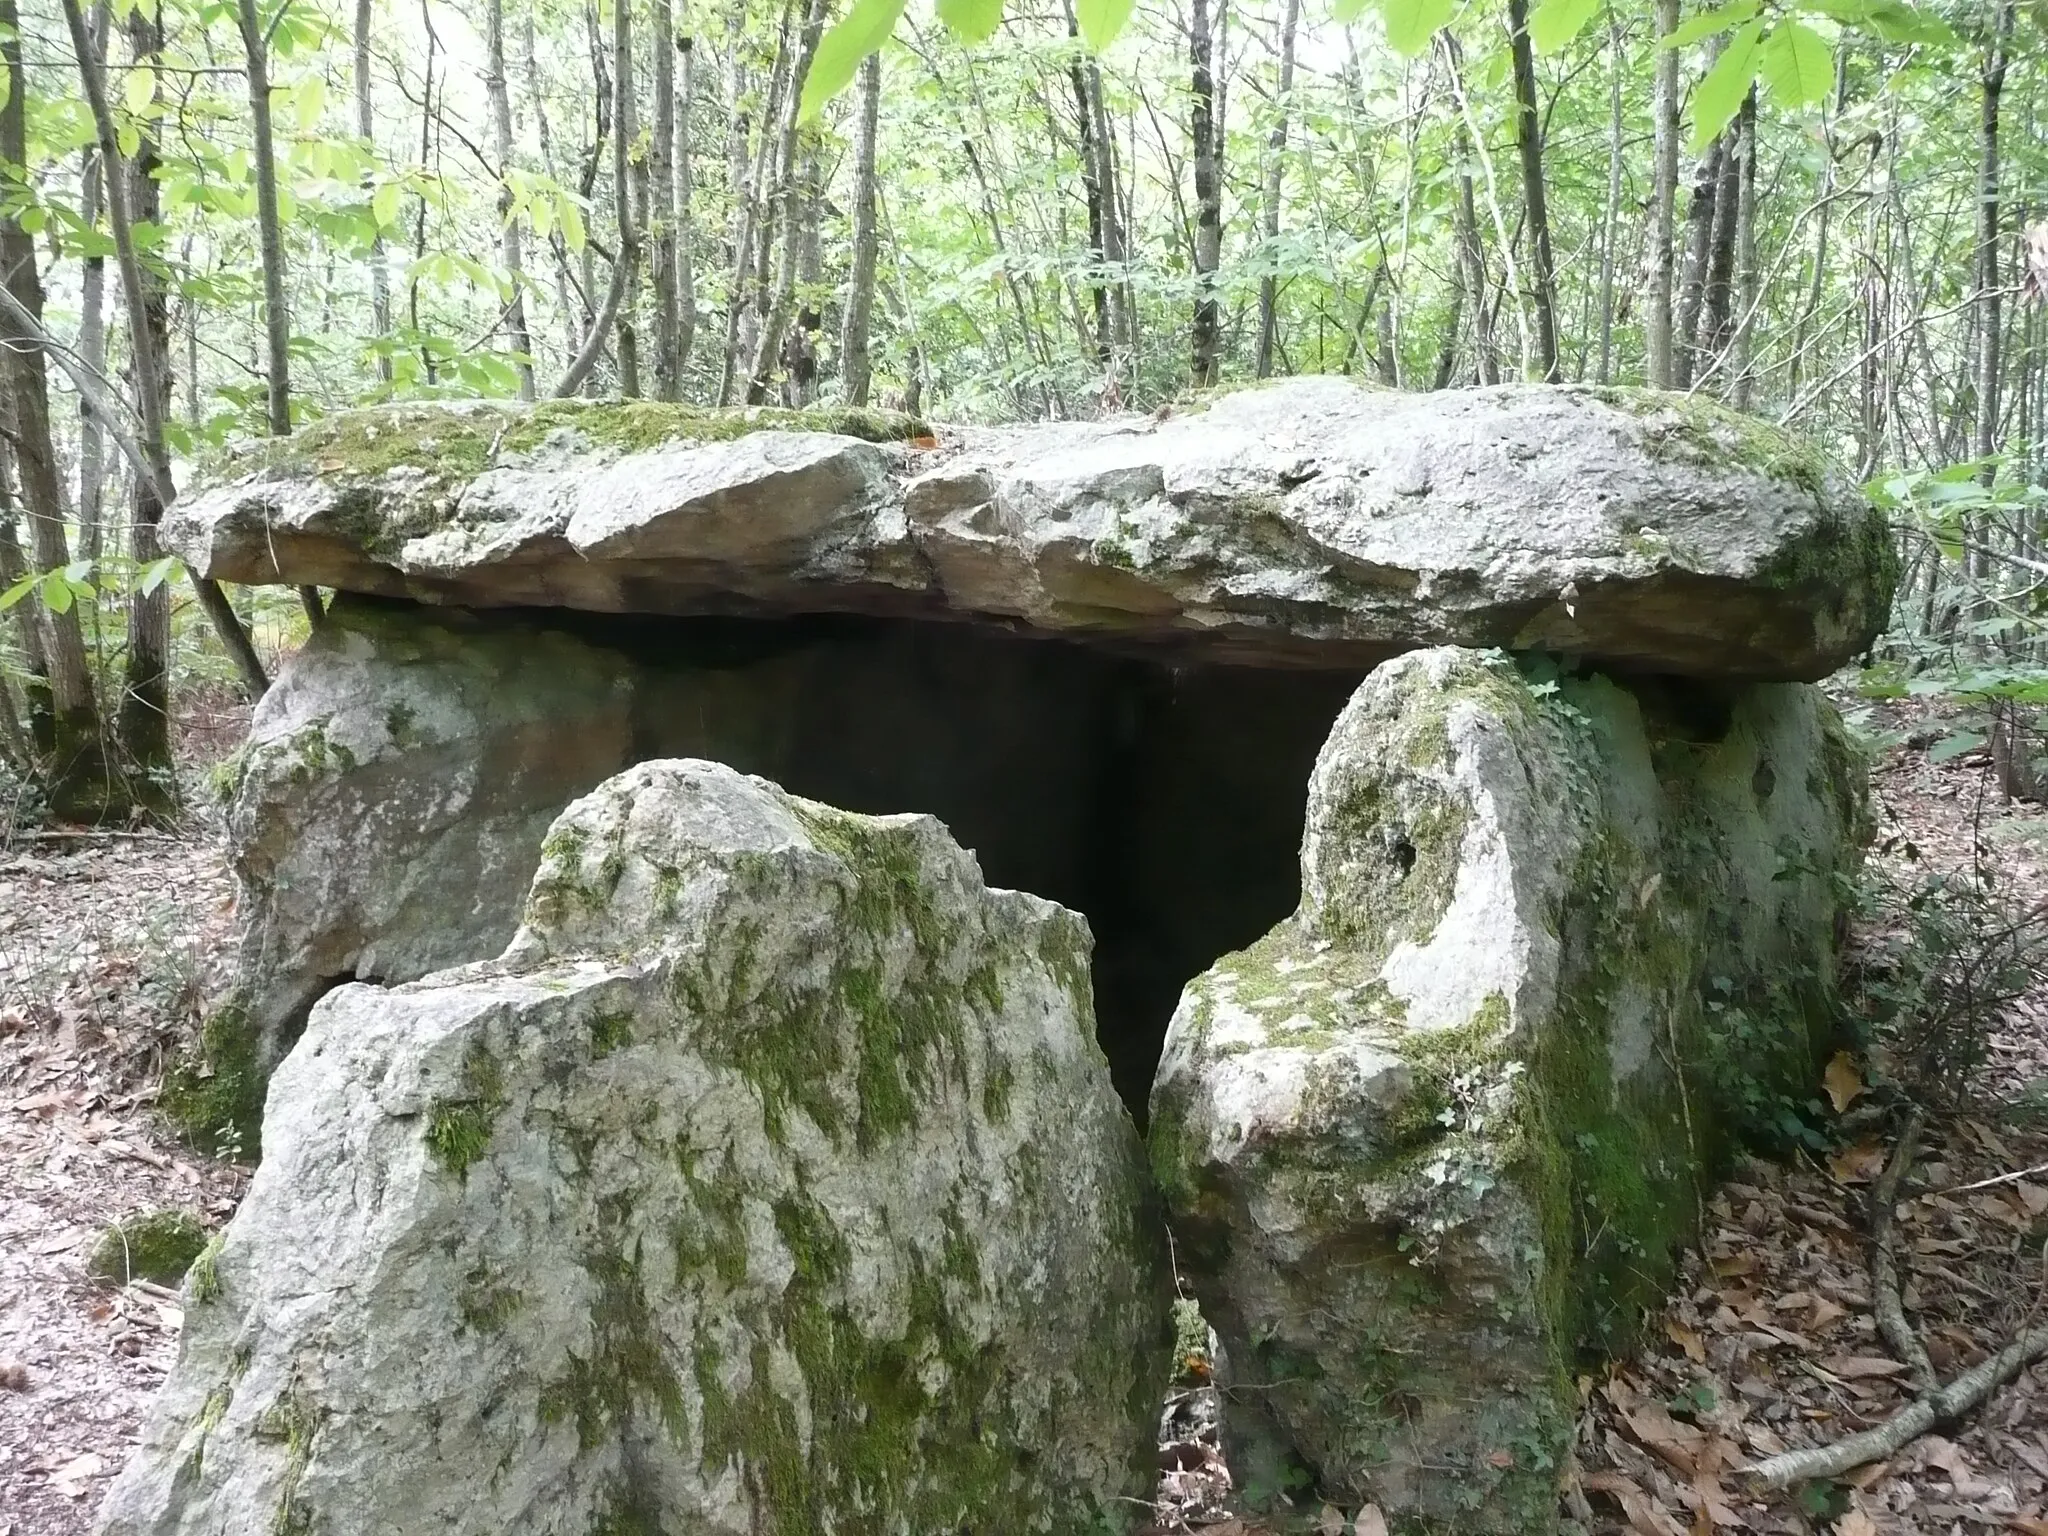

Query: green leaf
left=0, top=570, right=33, bottom=613
left=1687, top=19, right=1762, bottom=153
left=1074, top=0, right=1135, bottom=50
left=371, top=179, right=401, bottom=228
left=1928, top=731, right=1986, bottom=763
left=1529, top=0, right=1599, bottom=53
left=799, top=0, right=907, bottom=122
left=295, top=74, right=327, bottom=133
left=136, top=555, right=180, bottom=596
left=1663, top=0, right=1759, bottom=48
left=39, top=569, right=74, bottom=614
left=1382, top=0, right=1452, bottom=54
left=122, top=62, right=155, bottom=116
left=936, top=0, right=1003, bottom=43
left=1757, top=19, right=1832, bottom=108
left=1331, top=0, right=1370, bottom=19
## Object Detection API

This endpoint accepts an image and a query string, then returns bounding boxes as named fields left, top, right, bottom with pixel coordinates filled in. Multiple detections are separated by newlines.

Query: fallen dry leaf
left=1834, top=1508, right=1878, bottom=1536
left=1830, top=1138, right=1888, bottom=1183
left=1353, top=1507, right=1388, bottom=1536
left=1667, top=1317, right=1708, bottom=1363
left=1822, top=1355, right=1911, bottom=1380
left=1824, top=1051, right=1864, bottom=1112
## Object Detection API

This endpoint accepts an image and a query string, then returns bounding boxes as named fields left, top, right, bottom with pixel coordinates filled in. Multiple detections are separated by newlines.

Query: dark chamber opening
left=573, top=609, right=1367, bottom=1122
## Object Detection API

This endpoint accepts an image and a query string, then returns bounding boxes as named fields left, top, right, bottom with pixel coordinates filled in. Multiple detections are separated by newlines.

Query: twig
left=1870, top=1108, right=1939, bottom=1397
left=1930, top=1159, right=2048, bottom=1197
left=1744, top=1324, right=2048, bottom=1487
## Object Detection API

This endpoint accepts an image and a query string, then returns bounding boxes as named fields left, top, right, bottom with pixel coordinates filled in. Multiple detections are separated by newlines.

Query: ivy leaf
left=798, top=0, right=906, bottom=122
left=1381, top=0, right=1452, bottom=54
left=936, top=0, right=1004, bottom=44
left=1529, top=0, right=1599, bottom=54
left=1757, top=20, right=1832, bottom=109
left=1662, top=0, right=1759, bottom=49
left=1074, top=0, right=1135, bottom=50
left=1687, top=18, right=1762, bottom=153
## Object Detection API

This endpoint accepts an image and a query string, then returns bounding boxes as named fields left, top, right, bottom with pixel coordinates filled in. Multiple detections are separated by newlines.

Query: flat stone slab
left=165, top=380, right=1896, bottom=679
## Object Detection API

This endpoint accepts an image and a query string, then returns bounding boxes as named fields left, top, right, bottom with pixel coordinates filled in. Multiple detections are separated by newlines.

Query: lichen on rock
left=1149, top=648, right=1869, bottom=1531
left=100, top=760, right=1170, bottom=1536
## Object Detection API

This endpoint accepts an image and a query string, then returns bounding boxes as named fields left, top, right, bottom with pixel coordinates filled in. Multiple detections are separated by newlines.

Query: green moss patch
left=90, top=1209, right=212, bottom=1286
left=160, top=997, right=267, bottom=1161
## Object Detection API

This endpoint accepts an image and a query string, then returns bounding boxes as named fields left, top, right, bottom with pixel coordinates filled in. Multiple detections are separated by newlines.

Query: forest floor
left=5, top=702, right=2048, bottom=1534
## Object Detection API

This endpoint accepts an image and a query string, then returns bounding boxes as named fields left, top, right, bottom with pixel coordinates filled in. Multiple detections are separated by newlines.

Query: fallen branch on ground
left=1743, top=1324, right=2048, bottom=1487
left=1869, top=1108, right=1938, bottom=1398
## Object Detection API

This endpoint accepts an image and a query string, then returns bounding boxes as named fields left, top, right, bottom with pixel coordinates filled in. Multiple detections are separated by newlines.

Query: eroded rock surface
left=165, top=381, right=1895, bottom=679
left=1148, top=648, right=1869, bottom=1530
left=103, top=760, right=1170, bottom=1536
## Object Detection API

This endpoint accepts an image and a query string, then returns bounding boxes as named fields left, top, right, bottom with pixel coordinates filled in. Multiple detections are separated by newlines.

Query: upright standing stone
left=102, top=761, right=1171, bottom=1536
left=1149, top=649, right=1869, bottom=1530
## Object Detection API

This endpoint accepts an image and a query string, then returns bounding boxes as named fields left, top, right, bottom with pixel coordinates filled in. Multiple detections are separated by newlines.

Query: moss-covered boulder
left=89, top=1210, right=211, bottom=1287
left=162, top=381, right=1893, bottom=679
left=100, top=760, right=1171, bottom=1536
left=1148, top=648, right=1869, bottom=1531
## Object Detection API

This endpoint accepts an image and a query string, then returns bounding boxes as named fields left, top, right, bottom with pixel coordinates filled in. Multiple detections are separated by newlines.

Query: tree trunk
left=1646, top=0, right=1680, bottom=388
left=745, top=0, right=829, bottom=404
left=1452, top=126, right=1497, bottom=386
left=839, top=52, right=881, bottom=406
left=60, top=0, right=268, bottom=702
left=16, top=0, right=114, bottom=816
left=119, top=2, right=174, bottom=813
left=551, top=0, right=638, bottom=397
left=675, top=33, right=697, bottom=377
left=1254, top=0, right=1300, bottom=379
left=1188, top=0, right=1223, bottom=388
left=1596, top=8, right=1624, bottom=384
left=357, top=0, right=392, bottom=383
left=1696, top=106, right=1744, bottom=370
left=1066, top=1, right=1110, bottom=369
left=1672, top=138, right=1722, bottom=390
left=1728, top=90, right=1759, bottom=408
left=236, top=0, right=292, bottom=437
left=649, top=0, right=681, bottom=399
left=485, top=0, right=536, bottom=399
left=1976, top=2, right=2014, bottom=485
left=76, top=0, right=110, bottom=562
left=1506, top=0, right=1559, bottom=381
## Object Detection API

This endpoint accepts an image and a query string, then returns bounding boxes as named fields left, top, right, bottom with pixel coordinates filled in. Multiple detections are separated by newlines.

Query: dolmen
left=100, top=378, right=1893, bottom=1535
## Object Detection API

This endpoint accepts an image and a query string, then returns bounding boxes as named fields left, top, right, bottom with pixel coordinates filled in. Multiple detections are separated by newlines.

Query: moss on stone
left=1581, top=385, right=1832, bottom=498
left=423, top=1038, right=506, bottom=1180
left=539, top=1199, right=689, bottom=1452
left=253, top=1384, right=321, bottom=1536
left=221, top=399, right=927, bottom=493
left=187, top=1232, right=226, bottom=1304
left=89, top=1208, right=211, bottom=1286
left=160, top=997, right=266, bottom=1161
left=497, top=398, right=928, bottom=455
left=456, top=1265, right=525, bottom=1336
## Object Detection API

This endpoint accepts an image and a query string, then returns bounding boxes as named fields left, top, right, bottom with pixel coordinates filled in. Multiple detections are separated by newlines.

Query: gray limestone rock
left=103, top=760, right=1171, bottom=1536
left=1147, top=648, right=1870, bottom=1531
left=164, top=381, right=1895, bottom=679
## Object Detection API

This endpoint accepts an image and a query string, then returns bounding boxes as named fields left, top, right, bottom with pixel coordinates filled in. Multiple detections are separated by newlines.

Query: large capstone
left=177, top=595, right=1358, bottom=1153
left=101, top=760, right=1171, bottom=1536
left=1147, top=648, right=1869, bottom=1532
left=166, top=380, right=1894, bottom=680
